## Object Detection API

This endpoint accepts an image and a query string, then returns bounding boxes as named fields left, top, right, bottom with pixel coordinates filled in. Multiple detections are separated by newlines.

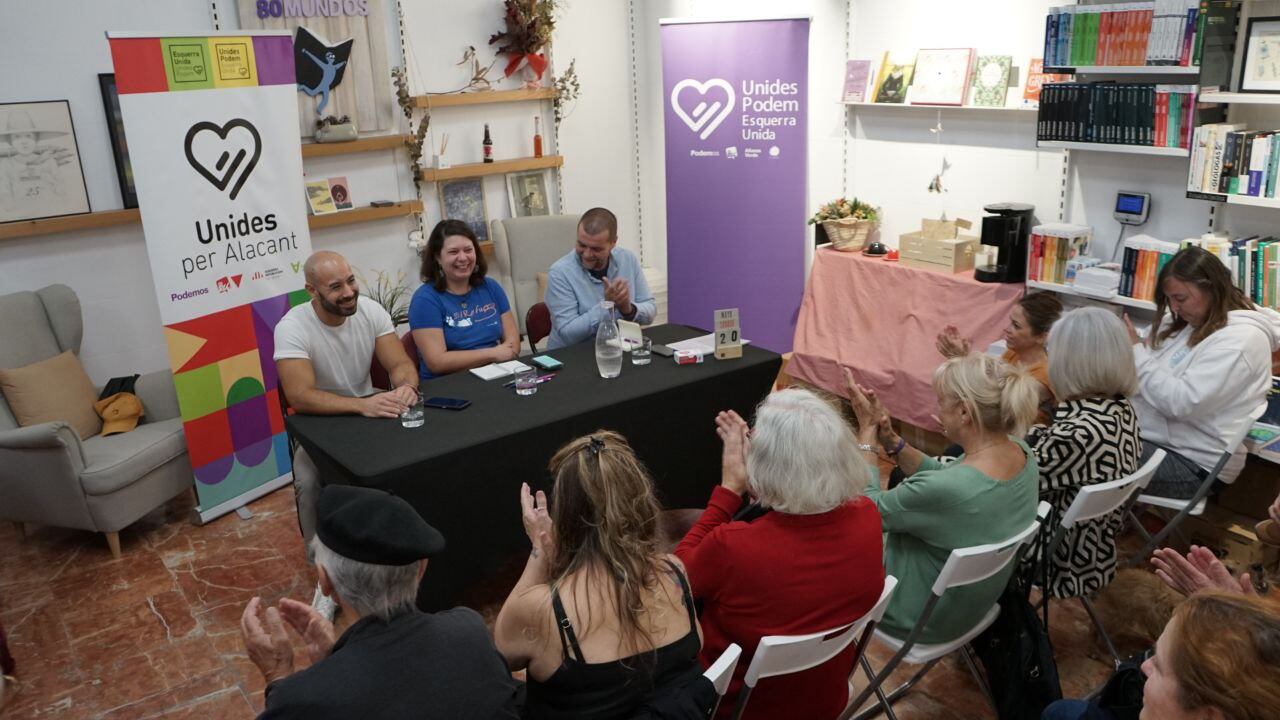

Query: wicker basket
left=822, top=218, right=878, bottom=252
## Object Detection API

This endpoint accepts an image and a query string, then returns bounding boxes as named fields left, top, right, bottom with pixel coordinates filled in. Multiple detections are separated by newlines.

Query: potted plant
left=808, top=197, right=881, bottom=253
left=358, top=268, right=411, bottom=328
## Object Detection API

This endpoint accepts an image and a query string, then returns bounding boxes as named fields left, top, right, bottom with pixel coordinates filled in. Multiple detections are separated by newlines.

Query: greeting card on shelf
left=843, top=60, right=873, bottom=103
left=873, top=52, right=916, bottom=104
left=909, top=48, right=974, bottom=106
left=971, top=55, right=1012, bottom=108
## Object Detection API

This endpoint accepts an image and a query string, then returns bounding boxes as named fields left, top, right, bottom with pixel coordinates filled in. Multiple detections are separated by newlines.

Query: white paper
left=618, top=319, right=643, bottom=349
left=469, top=360, right=533, bottom=380
left=666, top=334, right=751, bottom=355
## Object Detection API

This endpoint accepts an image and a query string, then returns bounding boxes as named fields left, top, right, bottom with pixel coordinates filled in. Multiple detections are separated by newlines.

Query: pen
left=503, top=373, right=557, bottom=388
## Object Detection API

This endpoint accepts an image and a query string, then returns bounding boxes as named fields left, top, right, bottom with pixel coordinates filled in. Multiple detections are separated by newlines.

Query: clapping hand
left=935, top=325, right=971, bottom=359
left=277, top=597, right=336, bottom=665
left=602, top=276, right=633, bottom=316
left=1150, top=545, right=1255, bottom=597
left=715, top=410, right=750, bottom=495
left=240, top=597, right=296, bottom=683
left=1123, top=314, right=1143, bottom=346
left=520, top=483, right=554, bottom=561
left=842, top=368, right=886, bottom=443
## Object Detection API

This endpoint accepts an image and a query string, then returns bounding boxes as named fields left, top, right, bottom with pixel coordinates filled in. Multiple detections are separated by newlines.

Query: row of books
left=1118, top=237, right=1181, bottom=300
left=1191, top=236, right=1280, bottom=309
left=1037, top=83, right=1196, bottom=147
left=1044, top=1, right=1205, bottom=68
left=1187, top=124, right=1280, bottom=198
left=1027, top=224, right=1092, bottom=285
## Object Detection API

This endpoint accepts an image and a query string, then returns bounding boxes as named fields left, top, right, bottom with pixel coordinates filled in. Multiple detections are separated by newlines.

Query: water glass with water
left=400, top=393, right=425, bottom=428
left=631, top=337, right=652, bottom=365
left=515, top=368, right=539, bottom=396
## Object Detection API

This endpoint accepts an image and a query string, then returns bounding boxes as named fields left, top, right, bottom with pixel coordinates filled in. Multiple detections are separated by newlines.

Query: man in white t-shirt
left=274, top=251, right=419, bottom=562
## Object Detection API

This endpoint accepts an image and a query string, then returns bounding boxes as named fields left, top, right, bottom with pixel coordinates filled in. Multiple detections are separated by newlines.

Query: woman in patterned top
left=1026, top=307, right=1143, bottom=598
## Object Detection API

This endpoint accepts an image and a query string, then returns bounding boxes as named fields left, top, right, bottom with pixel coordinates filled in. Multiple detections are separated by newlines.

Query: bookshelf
left=843, top=102, right=1036, bottom=114
left=0, top=202, right=422, bottom=241
left=412, top=87, right=557, bottom=109
left=300, top=134, right=410, bottom=158
left=1044, top=65, right=1201, bottom=76
left=1027, top=280, right=1157, bottom=311
left=1199, top=91, right=1280, bottom=106
left=1036, top=140, right=1190, bottom=156
left=420, top=155, right=563, bottom=182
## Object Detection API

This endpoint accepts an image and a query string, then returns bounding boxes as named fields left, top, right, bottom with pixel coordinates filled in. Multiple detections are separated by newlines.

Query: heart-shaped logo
left=184, top=118, right=261, bottom=201
left=670, top=78, right=735, bottom=141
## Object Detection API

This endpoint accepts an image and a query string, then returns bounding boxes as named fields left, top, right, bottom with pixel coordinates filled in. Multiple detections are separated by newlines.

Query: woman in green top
left=843, top=354, right=1041, bottom=644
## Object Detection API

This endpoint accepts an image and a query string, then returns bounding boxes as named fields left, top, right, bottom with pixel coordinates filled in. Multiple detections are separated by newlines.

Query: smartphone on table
left=423, top=396, right=471, bottom=410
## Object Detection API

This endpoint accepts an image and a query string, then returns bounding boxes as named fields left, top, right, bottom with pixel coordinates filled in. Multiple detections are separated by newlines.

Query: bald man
left=274, top=251, right=419, bottom=579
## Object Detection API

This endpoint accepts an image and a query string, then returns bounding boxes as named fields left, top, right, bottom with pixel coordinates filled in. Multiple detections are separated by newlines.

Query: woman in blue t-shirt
left=409, top=219, right=519, bottom=379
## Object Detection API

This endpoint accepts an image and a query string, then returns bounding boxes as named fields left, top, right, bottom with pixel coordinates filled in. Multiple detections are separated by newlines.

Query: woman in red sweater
left=675, top=389, right=885, bottom=720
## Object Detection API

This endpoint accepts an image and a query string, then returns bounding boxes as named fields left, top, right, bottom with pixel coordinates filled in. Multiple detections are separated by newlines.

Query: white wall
left=847, top=0, right=1064, bottom=246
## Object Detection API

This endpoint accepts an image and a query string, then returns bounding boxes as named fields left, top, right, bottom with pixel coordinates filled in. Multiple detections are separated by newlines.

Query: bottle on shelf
left=533, top=116, right=543, bottom=158
left=483, top=123, right=494, bottom=163
left=594, top=301, right=622, bottom=379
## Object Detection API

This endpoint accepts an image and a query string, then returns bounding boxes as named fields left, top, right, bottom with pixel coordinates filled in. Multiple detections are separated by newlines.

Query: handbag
left=972, top=576, right=1063, bottom=720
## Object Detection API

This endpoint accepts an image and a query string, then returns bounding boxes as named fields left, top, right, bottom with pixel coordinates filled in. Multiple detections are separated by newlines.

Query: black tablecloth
left=285, top=324, right=781, bottom=610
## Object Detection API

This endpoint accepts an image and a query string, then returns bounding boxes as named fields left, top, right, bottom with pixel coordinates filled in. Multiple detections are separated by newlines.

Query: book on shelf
left=1187, top=123, right=1280, bottom=199
left=1118, top=235, right=1181, bottom=301
left=1037, top=82, right=1196, bottom=147
left=1045, top=1, right=1204, bottom=68
left=1181, top=233, right=1280, bottom=310
left=1023, top=59, right=1069, bottom=107
left=1028, top=223, right=1092, bottom=285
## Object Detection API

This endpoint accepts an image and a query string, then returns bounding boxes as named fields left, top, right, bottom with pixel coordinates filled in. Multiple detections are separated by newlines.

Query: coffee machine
left=974, top=202, right=1036, bottom=283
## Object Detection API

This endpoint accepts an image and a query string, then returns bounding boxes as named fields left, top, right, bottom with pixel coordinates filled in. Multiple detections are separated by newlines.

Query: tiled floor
left=0, top=486, right=1130, bottom=719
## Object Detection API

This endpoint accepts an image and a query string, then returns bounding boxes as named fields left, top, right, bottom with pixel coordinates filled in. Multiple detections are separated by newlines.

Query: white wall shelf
left=1200, top=91, right=1280, bottom=105
left=1037, top=141, right=1190, bottom=157
left=1044, top=65, right=1202, bottom=76
left=843, top=102, right=1036, bottom=114
left=1186, top=190, right=1280, bottom=209
left=1027, top=280, right=1157, bottom=311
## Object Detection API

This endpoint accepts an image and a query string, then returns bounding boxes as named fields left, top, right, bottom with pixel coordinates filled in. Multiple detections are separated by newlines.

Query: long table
left=285, top=324, right=781, bottom=610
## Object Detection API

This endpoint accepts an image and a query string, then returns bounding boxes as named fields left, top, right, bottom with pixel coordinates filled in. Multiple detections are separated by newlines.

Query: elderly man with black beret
left=240, top=485, right=520, bottom=719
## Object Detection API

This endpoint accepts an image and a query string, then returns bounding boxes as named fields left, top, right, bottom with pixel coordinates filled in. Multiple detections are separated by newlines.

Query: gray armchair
left=490, top=215, right=581, bottom=336
left=0, top=285, right=191, bottom=558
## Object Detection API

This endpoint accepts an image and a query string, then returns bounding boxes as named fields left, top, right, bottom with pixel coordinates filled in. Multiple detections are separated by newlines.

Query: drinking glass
left=515, top=368, right=539, bottom=396
left=400, top=393, right=425, bottom=428
left=631, top=337, right=652, bottom=365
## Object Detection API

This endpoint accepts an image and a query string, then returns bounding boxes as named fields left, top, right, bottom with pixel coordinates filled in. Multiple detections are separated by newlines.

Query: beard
left=319, top=290, right=359, bottom=317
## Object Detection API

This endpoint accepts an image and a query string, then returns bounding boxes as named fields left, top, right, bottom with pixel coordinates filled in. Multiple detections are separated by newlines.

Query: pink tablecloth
left=789, top=249, right=1023, bottom=431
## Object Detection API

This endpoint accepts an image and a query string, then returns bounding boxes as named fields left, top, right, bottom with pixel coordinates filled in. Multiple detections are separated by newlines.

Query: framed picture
left=506, top=170, right=550, bottom=217
left=909, top=48, right=975, bottom=106
left=98, top=74, right=137, bottom=209
left=0, top=100, right=91, bottom=224
left=438, top=177, right=489, bottom=242
left=1240, top=16, right=1280, bottom=93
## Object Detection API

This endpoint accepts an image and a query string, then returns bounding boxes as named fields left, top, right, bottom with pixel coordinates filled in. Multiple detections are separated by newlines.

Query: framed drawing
left=438, top=177, right=489, bottom=242
left=98, top=74, right=137, bottom=209
left=506, top=170, right=550, bottom=217
left=0, top=100, right=91, bottom=224
left=909, top=48, right=975, bottom=106
left=1240, top=17, right=1280, bottom=93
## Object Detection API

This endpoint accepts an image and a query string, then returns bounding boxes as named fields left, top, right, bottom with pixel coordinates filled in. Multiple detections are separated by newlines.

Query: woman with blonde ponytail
left=494, top=431, right=704, bottom=719
left=845, top=354, right=1041, bottom=643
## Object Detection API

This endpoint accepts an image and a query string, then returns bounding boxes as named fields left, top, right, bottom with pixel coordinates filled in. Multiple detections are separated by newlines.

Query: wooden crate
left=899, top=232, right=979, bottom=273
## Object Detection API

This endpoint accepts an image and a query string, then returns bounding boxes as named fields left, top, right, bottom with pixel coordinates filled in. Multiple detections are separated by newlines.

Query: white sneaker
left=311, top=582, right=338, bottom=623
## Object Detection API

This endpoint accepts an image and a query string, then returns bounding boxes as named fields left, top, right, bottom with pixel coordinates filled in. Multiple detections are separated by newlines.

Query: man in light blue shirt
left=544, top=207, right=655, bottom=349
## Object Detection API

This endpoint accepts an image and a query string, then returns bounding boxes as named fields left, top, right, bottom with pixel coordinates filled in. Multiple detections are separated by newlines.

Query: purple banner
left=661, top=18, right=809, bottom=353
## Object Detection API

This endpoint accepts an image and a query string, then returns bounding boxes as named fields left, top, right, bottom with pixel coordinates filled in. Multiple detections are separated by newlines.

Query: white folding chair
left=1128, top=405, right=1265, bottom=564
left=846, top=502, right=1051, bottom=720
left=1041, top=450, right=1163, bottom=667
left=704, top=643, right=742, bottom=718
left=733, top=576, right=899, bottom=720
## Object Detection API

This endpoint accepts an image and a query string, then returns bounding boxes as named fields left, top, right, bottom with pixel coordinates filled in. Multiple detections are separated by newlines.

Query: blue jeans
left=1042, top=699, right=1116, bottom=720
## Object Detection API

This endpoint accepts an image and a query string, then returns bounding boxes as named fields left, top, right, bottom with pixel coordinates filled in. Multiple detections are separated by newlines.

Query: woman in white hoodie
left=1124, top=246, right=1280, bottom=498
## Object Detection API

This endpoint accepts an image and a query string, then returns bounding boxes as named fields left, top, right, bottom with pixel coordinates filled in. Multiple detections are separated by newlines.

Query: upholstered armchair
left=0, top=285, right=191, bottom=558
left=490, top=215, right=581, bottom=338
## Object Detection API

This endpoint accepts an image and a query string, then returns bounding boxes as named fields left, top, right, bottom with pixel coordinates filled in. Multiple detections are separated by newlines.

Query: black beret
left=316, top=485, right=445, bottom=565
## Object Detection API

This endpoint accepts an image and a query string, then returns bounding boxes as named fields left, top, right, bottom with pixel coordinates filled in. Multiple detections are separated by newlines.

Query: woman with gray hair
left=675, top=389, right=885, bottom=720
left=847, top=354, right=1040, bottom=644
left=1025, top=307, right=1142, bottom=599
